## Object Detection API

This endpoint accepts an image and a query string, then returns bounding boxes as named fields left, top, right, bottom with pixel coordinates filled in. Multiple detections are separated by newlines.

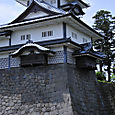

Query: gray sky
left=0, top=0, right=115, bottom=27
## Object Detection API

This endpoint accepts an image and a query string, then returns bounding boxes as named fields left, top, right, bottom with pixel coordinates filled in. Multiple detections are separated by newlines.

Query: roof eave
left=78, top=0, right=90, bottom=8
left=73, top=53, right=104, bottom=60
left=0, top=13, right=103, bottom=39
left=0, top=38, right=81, bottom=53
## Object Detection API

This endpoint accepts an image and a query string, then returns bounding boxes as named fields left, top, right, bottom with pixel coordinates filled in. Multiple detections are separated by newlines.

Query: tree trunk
left=107, top=62, right=111, bottom=82
left=99, top=62, right=103, bottom=73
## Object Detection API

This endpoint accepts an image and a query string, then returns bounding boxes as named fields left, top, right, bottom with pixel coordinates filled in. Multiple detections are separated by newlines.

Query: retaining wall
left=0, top=64, right=114, bottom=115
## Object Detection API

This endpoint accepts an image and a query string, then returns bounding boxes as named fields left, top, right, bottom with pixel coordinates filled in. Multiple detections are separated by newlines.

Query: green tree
left=92, top=10, right=115, bottom=82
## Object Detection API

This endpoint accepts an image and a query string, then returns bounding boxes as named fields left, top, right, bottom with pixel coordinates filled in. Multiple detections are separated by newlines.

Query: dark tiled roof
left=73, top=42, right=106, bottom=59
left=0, top=38, right=81, bottom=52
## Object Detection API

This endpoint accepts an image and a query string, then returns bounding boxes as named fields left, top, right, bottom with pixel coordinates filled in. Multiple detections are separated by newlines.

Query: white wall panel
left=0, top=39, right=9, bottom=47
left=43, top=0, right=57, bottom=7
left=0, top=53, right=9, bottom=58
left=24, top=11, right=48, bottom=20
left=11, top=23, right=63, bottom=45
left=66, top=25, right=91, bottom=44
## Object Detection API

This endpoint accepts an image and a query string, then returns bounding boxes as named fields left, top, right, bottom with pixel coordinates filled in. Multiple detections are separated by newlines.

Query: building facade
left=0, top=0, right=103, bottom=69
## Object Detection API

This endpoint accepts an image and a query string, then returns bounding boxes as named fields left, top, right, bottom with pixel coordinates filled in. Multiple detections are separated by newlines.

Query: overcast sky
left=0, top=0, right=115, bottom=27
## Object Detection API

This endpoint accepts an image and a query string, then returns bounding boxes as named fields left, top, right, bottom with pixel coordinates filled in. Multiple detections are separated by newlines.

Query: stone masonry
left=0, top=64, right=114, bottom=115
left=0, top=64, right=73, bottom=115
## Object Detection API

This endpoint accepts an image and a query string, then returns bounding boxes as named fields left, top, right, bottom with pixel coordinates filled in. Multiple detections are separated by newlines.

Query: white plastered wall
left=11, top=23, right=63, bottom=45
left=43, top=0, right=57, bottom=7
left=0, top=52, right=9, bottom=58
left=0, top=38, right=9, bottom=47
left=24, top=11, right=48, bottom=20
left=66, top=24, right=91, bottom=44
left=60, top=0, right=67, bottom=6
left=50, top=46, right=64, bottom=51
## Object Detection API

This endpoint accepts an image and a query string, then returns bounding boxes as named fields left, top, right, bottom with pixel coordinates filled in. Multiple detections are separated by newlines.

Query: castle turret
left=16, top=0, right=89, bottom=8
left=15, top=0, right=89, bottom=16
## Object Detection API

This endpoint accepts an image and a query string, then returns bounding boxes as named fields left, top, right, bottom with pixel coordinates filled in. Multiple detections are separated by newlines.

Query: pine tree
left=92, top=10, right=115, bottom=82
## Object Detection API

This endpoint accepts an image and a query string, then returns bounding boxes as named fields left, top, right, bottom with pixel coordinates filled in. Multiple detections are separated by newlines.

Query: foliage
left=111, top=74, right=115, bottom=82
left=96, top=71, right=106, bottom=81
left=98, top=80, right=115, bottom=86
left=113, top=67, right=115, bottom=74
left=92, top=10, right=115, bottom=82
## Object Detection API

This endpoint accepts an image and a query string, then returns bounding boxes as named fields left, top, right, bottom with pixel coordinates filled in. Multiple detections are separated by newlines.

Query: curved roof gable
left=11, top=0, right=66, bottom=24
left=11, top=40, right=55, bottom=57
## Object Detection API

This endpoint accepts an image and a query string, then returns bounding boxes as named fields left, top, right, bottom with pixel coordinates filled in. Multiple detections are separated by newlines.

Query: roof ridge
left=34, top=0, right=66, bottom=14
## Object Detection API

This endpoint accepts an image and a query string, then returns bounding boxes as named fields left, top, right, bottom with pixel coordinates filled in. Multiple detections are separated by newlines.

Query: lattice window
left=72, top=32, right=77, bottom=39
left=83, top=38, right=87, bottom=43
left=51, top=0, right=56, bottom=4
left=48, top=51, right=64, bottom=64
left=0, top=58, right=9, bottom=69
left=26, top=34, right=31, bottom=40
left=21, top=35, right=25, bottom=40
left=42, top=31, right=53, bottom=37
left=21, top=34, right=31, bottom=40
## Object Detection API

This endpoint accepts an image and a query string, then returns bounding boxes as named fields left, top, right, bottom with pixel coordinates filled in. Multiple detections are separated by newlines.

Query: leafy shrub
left=96, top=71, right=106, bottom=81
left=111, top=74, right=115, bottom=82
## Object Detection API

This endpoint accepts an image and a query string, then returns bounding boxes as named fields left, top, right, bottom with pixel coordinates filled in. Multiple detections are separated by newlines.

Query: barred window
left=27, top=0, right=29, bottom=6
left=83, top=38, right=87, bottom=43
left=42, top=31, right=53, bottom=37
left=26, top=34, right=31, bottom=40
left=21, top=34, right=31, bottom=41
left=51, top=0, right=56, bottom=4
left=72, top=32, right=77, bottom=39
left=48, top=31, right=53, bottom=36
left=21, top=35, right=25, bottom=40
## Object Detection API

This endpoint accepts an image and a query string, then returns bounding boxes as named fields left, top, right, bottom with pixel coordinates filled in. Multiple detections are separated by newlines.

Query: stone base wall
left=66, top=64, right=115, bottom=115
left=98, top=82, right=115, bottom=114
left=0, top=64, right=114, bottom=115
left=0, top=64, right=73, bottom=115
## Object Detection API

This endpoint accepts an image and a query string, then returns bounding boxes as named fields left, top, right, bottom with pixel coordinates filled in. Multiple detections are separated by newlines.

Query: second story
left=0, top=0, right=103, bottom=49
left=0, top=0, right=105, bottom=70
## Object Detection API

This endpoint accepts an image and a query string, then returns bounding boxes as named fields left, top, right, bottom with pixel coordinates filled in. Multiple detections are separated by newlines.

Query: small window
left=51, top=0, right=56, bottom=4
left=48, top=31, right=53, bottom=36
left=42, top=32, right=47, bottom=37
left=26, top=34, right=31, bottom=40
left=42, top=31, right=53, bottom=37
left=27, top=0, right=29, bottom=6
left=83, top=38, right=87, bottom=43
left=21, top=35, right=25, bottom=40
left=72, top=32, right=77, bottom=39
left=21, top=34, right=31, bottom=41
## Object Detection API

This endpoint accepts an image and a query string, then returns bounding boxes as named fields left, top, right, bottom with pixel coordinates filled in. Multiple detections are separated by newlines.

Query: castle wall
left=66, top=64, right=115, bottom=115
left=0, top=51, right=66, bottom=69
left=66, top=25, right=91, bottom=44
left=0, top=23, right=93, bottom=48
left=0, top=64, right=73, bottom=115
left=11, top=23, right=63, bottom=46
left=0, top=38, right=9, bottom=47
left=98, top=82, right=115, bottom=114
left=0, top=64, right=114, bottom=115
left=0, top=46, right=76, bottom=69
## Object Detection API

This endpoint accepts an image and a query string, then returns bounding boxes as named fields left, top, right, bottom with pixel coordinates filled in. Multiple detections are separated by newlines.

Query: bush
left=111, top=74, right=115, bottom=82
left=96, top=71, right=106, bottom=81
